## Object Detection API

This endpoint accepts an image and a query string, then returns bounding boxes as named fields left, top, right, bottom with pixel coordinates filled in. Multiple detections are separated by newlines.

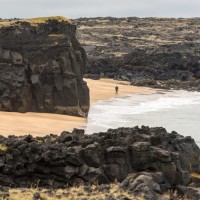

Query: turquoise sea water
left=84, top=90, right=200, bottom=146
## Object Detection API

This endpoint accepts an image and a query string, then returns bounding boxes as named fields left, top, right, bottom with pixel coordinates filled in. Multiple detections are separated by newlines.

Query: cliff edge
left=0, top=17, right=89, bottom=116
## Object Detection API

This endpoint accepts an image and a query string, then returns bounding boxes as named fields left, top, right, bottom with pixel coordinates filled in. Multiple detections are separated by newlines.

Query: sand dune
left=0, top=79, right=152, bottom=136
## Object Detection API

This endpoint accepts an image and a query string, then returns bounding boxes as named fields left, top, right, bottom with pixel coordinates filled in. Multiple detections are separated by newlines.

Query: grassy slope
left=0, top=16, right=71, bottom=27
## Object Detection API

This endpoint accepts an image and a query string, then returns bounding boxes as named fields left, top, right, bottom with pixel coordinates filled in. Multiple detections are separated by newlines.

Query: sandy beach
left=0, top=79, right=152, bottom=136
left=85, top=78, right=152, bottom=103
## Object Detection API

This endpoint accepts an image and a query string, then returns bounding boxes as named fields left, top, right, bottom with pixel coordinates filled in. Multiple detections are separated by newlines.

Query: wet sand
left=0, top=79, right=152, bottom=136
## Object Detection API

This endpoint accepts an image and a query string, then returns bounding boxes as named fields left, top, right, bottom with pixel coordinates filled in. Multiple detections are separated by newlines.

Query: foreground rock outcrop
left=0, top=126, right=199, bottom=199
left=74, top=17, right=200, bottom=90
left=0, top=17, right=89, bottom=116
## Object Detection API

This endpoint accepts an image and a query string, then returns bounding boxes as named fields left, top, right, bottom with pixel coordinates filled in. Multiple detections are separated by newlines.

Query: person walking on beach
left=115, top=85, right=119, bottom=94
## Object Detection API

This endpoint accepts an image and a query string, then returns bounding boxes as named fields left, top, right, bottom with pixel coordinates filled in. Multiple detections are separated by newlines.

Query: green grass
left=0, top=16, right=71, bottom=28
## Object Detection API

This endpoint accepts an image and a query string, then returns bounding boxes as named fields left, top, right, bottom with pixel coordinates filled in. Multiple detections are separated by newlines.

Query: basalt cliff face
left=75, top=17, right=200, bottom=90
left=0, top=17, right=89, bottom=116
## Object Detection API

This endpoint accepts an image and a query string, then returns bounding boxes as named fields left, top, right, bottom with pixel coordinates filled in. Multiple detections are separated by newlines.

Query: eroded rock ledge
left=0, top=126, right=199, bottom=198
left=0, top=17, right=89, bottom=116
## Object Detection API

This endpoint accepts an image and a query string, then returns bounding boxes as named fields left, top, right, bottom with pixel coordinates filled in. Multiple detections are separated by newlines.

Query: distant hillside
left=74, top=17, right=200, bottom=90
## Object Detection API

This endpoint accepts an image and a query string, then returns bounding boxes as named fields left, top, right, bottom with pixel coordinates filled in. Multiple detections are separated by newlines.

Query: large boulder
left=120, top=173, right=163, bottom=200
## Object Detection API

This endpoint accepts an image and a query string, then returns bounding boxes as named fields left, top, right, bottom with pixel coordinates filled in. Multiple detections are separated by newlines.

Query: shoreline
left=0, top=78, right=153, bottom=137
left=85, top=78, right=153, bottom=103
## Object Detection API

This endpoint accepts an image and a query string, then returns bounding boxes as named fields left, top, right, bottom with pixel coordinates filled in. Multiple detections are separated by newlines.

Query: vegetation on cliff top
left=0, top=16, right=71, bottom=27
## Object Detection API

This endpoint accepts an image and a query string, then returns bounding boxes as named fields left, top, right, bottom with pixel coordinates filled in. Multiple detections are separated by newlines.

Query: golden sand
left=0, top=79, right=152, bottom=136
left=86, top=78, right=152, bottom=103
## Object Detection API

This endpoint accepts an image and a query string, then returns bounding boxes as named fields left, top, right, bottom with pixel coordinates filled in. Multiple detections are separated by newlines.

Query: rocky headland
left=74, top=17, right=200, bottom=91
left=0, top=126, right=200, bottom=199
left=0, top=16, right=200, bottom=200
left=0, top=17, right=89, bottom=116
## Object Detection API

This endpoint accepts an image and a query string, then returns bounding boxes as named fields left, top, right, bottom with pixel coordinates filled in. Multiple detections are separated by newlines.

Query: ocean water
left=84, top=90, right=200, bottom=146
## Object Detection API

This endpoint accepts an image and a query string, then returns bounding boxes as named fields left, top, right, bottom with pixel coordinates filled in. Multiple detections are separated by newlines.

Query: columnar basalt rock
left=0, top=126, right=199, bottom=192
left=0, top=17, right=89, bottom=116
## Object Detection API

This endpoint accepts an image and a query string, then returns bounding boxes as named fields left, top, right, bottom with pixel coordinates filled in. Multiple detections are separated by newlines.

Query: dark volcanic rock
left=0, top=17, right=89, bottom=116
left=0, top=126, right=199, bottom=192
left=120, top=173, right=162, bottom=200
left=74, top=17, right=200, bottom=90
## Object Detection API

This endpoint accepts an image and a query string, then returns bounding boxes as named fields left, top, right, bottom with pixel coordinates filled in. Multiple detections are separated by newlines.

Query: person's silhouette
left=115, top=85, right=119, bottom=94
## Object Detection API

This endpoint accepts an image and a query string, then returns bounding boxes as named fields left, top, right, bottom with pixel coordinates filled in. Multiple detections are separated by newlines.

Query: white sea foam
left=84, top=90, right=200, bottom=145
left=92, top=90, right=200, bottom=115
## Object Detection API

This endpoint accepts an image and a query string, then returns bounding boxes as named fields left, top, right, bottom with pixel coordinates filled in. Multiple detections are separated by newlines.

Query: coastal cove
left=0, top=79, right=151, bottom=136
left=0, top=14, right=200, bottom=199
left=0, top=78, right=199, bottom=148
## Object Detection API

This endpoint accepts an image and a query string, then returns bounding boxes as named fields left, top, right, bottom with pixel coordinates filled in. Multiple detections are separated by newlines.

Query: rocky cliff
left=0, top=126, right=199, bottom=199
left=0, top=17, right=89, bottom=116
left=74, top=17, right=200, bottom=90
